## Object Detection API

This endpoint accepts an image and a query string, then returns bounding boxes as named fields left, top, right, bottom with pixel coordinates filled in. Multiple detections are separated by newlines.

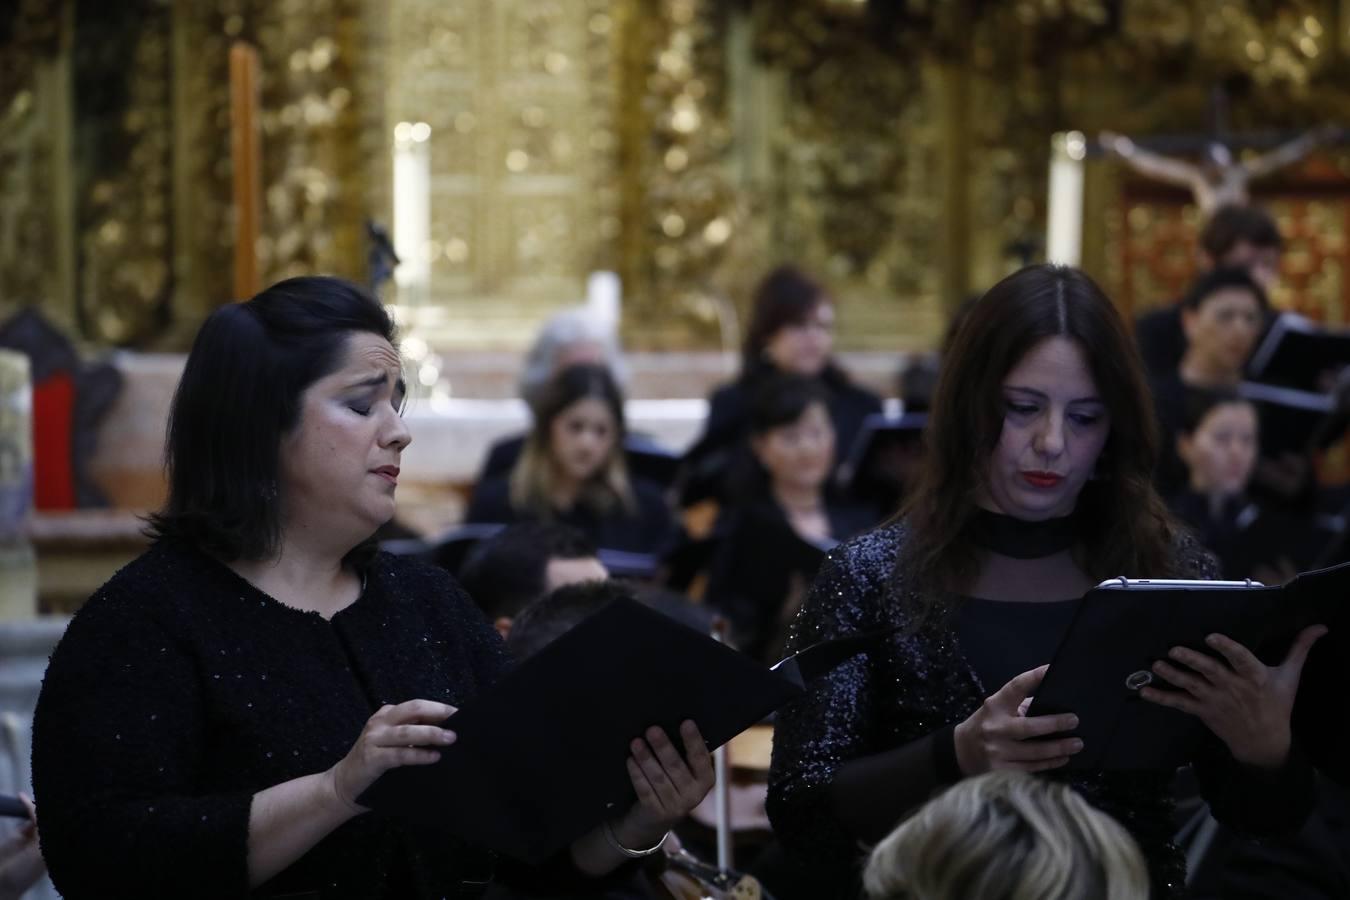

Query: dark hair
left=900, top=265, right=1180, bottom=619
left=507, top=579, right=709, bottom=661
left=459, top=522, right=599, bottom=620
left=511, top=363, right=634, bottom=517
left=507, top=579, right=638, bottom=661
left=1181, top=265, right=1269, bottom=314
left=1179, top=388, right=1254, bottom=436
left=742, top=266, right=828, bottom=370
left=146, top=276, right=396, bottom=562
left=749, top=373, right=832, bottom=436
left=1200, top=205, right=1282, bottom=260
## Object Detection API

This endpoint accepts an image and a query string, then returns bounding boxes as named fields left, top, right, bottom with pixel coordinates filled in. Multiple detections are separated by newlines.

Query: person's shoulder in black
left=1149, top=372, right=1193, bottom=497
left=465, top=475, right=519, bottom=526
left=588, top=477, right=675, bottom=556
left=820, top=365, right=883, bottom=459
left=1136, top=303, right=1187, bottom=380
left=478, top=434, right=526, bottom=481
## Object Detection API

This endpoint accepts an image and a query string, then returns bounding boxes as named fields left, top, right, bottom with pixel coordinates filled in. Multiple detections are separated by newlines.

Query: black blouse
left=464, top=475, right=675, bottom=556
left=31, top=540, right=610, bottom=899
left=767, top=521, right=1317, bottom=899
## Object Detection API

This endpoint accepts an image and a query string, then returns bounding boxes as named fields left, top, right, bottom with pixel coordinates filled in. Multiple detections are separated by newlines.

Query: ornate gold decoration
left=76, top=0, right=173, bottom=345
left=619, top=0, right=738, bottom=346
left=0, top=0, right=69, bottom=328
left=383, top=0, right=623, bottom=347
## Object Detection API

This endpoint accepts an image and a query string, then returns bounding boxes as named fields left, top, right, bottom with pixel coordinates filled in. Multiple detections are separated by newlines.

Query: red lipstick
left=1021, top=471, right=1064, bottom=489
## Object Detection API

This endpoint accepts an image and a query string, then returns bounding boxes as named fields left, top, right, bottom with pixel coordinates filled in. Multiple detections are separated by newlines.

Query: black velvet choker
left=967, top=508, right=1078, bottom=559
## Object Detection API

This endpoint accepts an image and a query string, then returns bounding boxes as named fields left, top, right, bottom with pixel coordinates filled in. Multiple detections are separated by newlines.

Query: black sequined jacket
left=31, top=539, right=623, bottom=900
left=767, top=520, right=1316, bottom=899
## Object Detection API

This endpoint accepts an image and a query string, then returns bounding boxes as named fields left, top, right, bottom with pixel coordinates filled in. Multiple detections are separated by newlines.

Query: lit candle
left=1046, top=131, right=1086, bottom=266
left=393, top=122, right=433, bottom=306
left=586, top=270, right=622, bottom=331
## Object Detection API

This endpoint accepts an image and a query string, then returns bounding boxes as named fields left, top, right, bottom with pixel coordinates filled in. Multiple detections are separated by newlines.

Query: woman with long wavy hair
left=766, top=264, right=1323, bottom=899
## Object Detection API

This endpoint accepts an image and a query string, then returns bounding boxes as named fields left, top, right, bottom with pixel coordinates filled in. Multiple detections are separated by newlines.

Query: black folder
left=1028, top=563, right=1350, bottom=773
left=358, top=598, right=803, bottom=862
left=1247, top=312, right=1350, bottom=392
left=835, top=411, right=927, bottom=493
left=1236, top=381, right=1335, bottom=456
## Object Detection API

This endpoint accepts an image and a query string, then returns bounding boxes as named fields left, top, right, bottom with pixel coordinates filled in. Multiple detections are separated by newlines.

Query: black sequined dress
left=767, top=519, right=1316, bottom=899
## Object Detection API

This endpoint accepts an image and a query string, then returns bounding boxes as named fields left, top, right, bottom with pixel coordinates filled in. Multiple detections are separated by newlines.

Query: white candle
left=586, top=270, right=622, bottom=331
left=393, top=122, right=432, bottom=306
left=1046, top=131, right=1086, bottom=266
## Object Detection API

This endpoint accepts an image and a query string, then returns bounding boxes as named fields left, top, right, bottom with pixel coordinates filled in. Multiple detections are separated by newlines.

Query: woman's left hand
left=1141, top=625, right=1327, bottom=768
left=610, top=720, right=715, bottom=848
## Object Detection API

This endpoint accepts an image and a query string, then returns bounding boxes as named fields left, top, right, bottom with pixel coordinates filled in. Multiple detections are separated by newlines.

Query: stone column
left=0, top=351, right=35, bottom=623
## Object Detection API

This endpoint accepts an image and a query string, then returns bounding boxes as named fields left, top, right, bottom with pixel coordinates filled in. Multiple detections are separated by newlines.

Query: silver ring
left=1125, top=670, right=1153, bottom=691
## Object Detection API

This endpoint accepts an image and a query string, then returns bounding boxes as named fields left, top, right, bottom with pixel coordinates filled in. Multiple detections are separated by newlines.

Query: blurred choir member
left=466, top=364, right=676, bottom=556
left=703, top=374, right=878, bottom=662
left=680, top=266, right=881, bottom=506
left=1136, top=204, right=1281, bottom=379
left=1150, top=266, right=1268, bottom=496
left=862, top=772, right=1148, bottom=900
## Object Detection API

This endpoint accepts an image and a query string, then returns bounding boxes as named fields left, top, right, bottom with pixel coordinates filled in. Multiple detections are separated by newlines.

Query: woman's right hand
left=953, top=665, right=1083, bottom=775
left=326, top=699, right=458, bottom=813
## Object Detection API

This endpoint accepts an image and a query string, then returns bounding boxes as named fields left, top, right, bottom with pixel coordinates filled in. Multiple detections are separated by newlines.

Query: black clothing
left=1137, top=304, right=1188, bottom=380
left=1188, top=774, right=1350, bottom=900
left=1150, top=372, right=1196, bottom=498
left=31, top=540, right=611, bottom=899
left=679, top=364, right=882, bottom=507
left=702, top=497, right=878, bottom=663
left=967, top=508, right=1077, bottom=558
left=767, top=520, right=1317, bottom=899
left=1168, top=490, right=1333, bottom=580
left=479, top=434, right=679, bottom=490
left=954, top=596, right=1079, bottom=696
left=465, top=475, right=675, bottom=557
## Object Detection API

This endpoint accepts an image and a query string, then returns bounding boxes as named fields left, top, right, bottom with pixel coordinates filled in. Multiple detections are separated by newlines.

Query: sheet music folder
left=1028, top=562, right=1350, bottom=774
left=358, top=598, right=804, bottom=863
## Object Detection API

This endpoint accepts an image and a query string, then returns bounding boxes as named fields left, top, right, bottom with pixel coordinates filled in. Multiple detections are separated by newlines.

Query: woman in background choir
left=31, top=277, right=713, bottom=900
left=703, top=373, right=878, bottom=662
left=767, top=264, right=1324, bottom=899
left=1168, top=389, right=1329, bottom=581
left=1150, top=265, right=1268, bottom=496
left=679, top=265, right=881, bottom=506
left=466, top=363, right=676, bottom=556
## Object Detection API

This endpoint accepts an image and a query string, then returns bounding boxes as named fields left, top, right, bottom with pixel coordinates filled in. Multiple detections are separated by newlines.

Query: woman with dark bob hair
left=679, top=265, right=882, bottom=506
left=31, top=277, right=713, bottom=899
left=767, top=264, right=1325, bottom=898
left=466, top=363, right=675, bottom=555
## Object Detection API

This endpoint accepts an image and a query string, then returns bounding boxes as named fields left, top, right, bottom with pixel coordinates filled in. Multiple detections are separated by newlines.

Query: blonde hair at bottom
left=862, top=771, right=1149, bottom=900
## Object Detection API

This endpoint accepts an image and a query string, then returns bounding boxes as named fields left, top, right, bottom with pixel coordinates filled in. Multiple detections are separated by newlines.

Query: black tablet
left=1028, top=563, right=1350, bottom=771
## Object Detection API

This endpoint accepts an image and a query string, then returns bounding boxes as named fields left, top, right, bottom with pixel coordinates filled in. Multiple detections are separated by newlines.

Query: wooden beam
left=229, top=41, right=261, bottom=300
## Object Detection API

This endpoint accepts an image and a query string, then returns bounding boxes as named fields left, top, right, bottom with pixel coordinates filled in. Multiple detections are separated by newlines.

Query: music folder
left=358, top=598, right=804, bottom=863
left=836, top=410, right=928, bottom=492
left=1028, top=562, right=1350, bottom=775
left=1235, top=381, right=1335, bottom=456
left=1247, top=312, right=1350, bottom=392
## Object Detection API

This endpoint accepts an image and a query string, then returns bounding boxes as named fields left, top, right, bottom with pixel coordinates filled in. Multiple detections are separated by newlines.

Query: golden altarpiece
left=6, top=0, right=1350, bottom=355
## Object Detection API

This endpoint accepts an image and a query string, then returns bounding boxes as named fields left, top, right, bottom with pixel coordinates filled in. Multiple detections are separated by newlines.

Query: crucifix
left=1097, top=84, right=1340, bottom=217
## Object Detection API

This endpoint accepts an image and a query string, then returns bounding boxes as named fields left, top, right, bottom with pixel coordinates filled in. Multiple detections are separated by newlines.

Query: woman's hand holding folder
left=954, top=664, right=1085, bottom=775
left=616, top=721, right=716, bottom=843
left=328, top=699, right=460, bottom=813
left=1140, top=625, right=1328, bottom=768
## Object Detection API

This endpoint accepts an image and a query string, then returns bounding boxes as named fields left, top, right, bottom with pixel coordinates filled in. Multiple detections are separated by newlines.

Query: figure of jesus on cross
left=1100, top=123, right=1339, bottom=217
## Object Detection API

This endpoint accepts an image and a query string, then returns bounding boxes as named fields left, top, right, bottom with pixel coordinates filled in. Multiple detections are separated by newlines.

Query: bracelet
left=602, top=818, right=668, bottom=858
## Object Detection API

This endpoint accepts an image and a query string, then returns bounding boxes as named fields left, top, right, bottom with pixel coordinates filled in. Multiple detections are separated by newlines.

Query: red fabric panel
left=33, top=372, right=76, bottom=510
